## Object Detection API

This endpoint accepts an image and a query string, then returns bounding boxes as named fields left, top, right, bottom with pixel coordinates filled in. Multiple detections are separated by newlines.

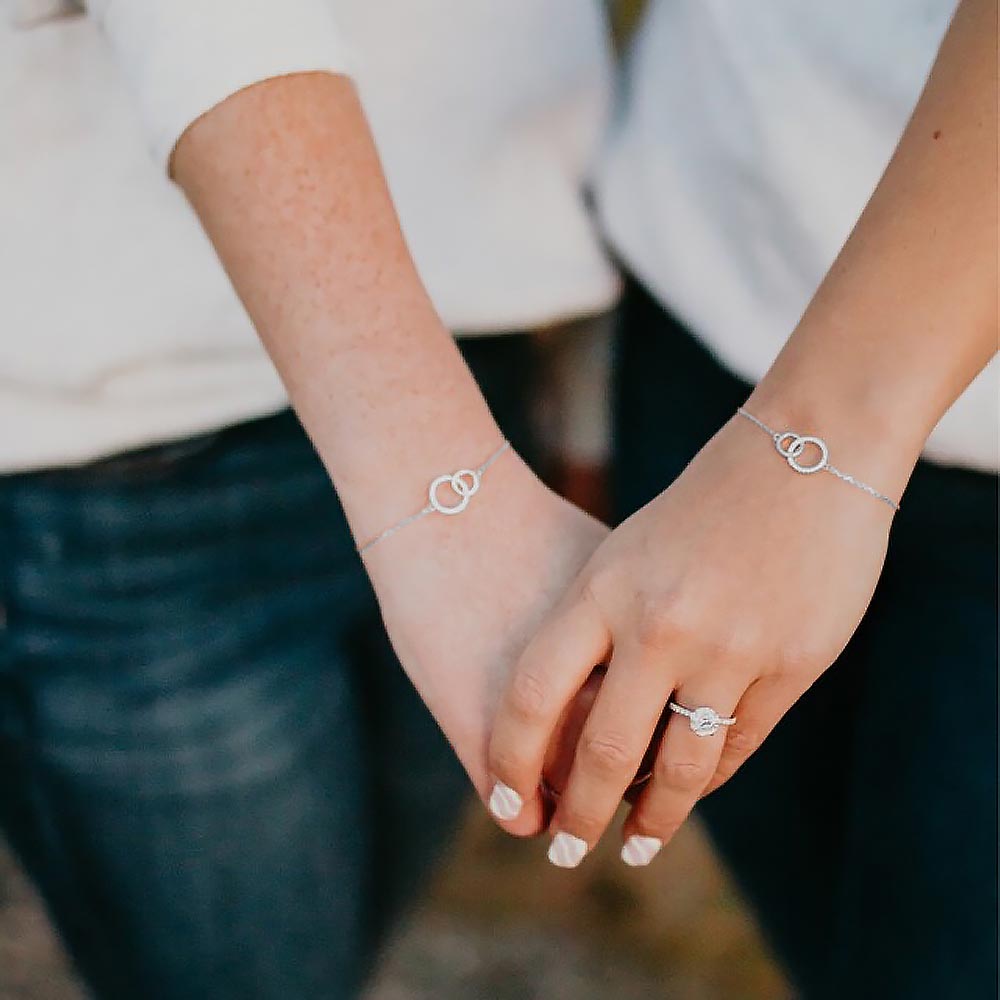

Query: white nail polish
left=488, top=781, right=523, bottom=821
left=621, top=835, right=663, bottom=867
left=547, top=832, right=589, bottom=869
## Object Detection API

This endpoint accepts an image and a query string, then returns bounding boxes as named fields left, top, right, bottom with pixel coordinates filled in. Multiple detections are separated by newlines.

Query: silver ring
left=668, top=701, right=737, bottom=738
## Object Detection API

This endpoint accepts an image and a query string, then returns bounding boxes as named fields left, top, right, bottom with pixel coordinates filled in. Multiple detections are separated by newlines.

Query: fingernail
left=547, top=832, right=589, bottom=869
left=621, top=835, right=663, bottom=867
left=488, top=781, right=523, bottom=821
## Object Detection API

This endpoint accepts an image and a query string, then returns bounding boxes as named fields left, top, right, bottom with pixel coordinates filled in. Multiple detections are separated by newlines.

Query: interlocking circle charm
left=668, top=702, right=737, bottom=738
left=736, top=408, right=899, bottom=511
left=774, top=432, right=829, bottom=475
left=428, top=469, right=481, bottom=515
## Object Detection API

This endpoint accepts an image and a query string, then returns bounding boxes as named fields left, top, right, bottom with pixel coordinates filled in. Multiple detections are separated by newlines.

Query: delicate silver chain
left=357, top=440, right=511, bottom=554
left=736, top=408, right=899, bottom=511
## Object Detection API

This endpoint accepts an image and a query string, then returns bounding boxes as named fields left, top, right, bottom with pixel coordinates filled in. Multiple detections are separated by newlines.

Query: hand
left=363, top=450, right=608, bottom=837
left=487, top=409, right=907, bottom=866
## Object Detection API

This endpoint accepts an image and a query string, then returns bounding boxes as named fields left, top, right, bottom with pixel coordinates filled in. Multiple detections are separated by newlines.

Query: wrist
left=746, top=297, right=973, bottom=488
left=337, top=401, right=509, bottom=549
left=744, top=365, right=924, bottom=503
left=286, top=308, right=507, bottom=543
left=357, top=434, right=549, bottom=568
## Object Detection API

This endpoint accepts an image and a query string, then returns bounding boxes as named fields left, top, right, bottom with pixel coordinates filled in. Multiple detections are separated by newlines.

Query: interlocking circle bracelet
left=736, top=408, right=900, bottom=511
left=357, top=440, right=511, bottom=555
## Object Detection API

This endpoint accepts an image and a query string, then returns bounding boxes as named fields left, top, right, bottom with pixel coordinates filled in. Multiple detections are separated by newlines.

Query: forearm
left=170, top=73, right=606, bottom=816
left=749, top=0, right=997, bottom=490
left=172, top=73, right=503, bottom=543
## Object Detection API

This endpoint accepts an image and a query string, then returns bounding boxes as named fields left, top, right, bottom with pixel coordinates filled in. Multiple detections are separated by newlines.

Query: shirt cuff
left=89, top=0, right=354, bottom=170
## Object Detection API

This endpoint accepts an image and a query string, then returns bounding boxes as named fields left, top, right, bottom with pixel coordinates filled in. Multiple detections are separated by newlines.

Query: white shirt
left=4, top=1, right=995, bottom=474
left=597, top=0, right=998, bottom=473
left=1, top=1, right=617, bottom=471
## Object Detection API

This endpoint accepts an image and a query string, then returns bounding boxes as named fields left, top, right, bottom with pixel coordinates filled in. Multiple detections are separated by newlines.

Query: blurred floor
left=0, top=806, right=788, bottom=1000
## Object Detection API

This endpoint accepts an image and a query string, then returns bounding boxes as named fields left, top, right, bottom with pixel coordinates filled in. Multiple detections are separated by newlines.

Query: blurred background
left=1, top=804, right=789, bottom=1000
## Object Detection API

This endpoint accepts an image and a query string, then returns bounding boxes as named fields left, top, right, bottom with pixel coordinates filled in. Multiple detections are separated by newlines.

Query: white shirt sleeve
left=84, top=0, right=354, bottom=170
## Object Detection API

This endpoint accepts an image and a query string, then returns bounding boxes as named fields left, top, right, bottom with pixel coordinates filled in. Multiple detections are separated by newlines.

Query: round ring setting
left=428, top=469, right=481, bottom=515
left=668, top=702, right=737, bottom=738
left=774, top=432, right=829, bottom=475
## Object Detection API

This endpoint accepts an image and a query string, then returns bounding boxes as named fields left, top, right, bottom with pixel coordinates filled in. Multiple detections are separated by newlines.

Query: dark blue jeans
left=614, top=279, right=999, bottom=1000
left=0, top=335, right=538, bottom=1000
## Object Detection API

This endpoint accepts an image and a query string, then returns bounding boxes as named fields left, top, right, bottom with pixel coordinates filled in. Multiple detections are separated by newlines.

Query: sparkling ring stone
left=668, top=702, right=737, bottom=738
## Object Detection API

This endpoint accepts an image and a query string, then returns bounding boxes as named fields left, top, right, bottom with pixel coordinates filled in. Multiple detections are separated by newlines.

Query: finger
left=487, top=587, right=610, bottom=833
left=620, top=672, right=747, bottom=867
left=700, top=674, right=806, bottom=797
left=545, top=638, right=675, bottom=868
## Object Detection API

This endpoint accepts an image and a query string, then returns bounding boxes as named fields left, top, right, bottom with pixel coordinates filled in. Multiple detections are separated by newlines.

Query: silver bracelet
left=736, top=407, right=899, bottom=511
left=357, top=440, right=512, bottom=554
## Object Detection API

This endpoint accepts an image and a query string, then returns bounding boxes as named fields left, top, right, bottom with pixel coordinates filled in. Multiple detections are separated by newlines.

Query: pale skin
left=172, top=1, right=994, bottom=865
left=488, top=0, right=998, bottom=867
left=171, top=72, right=607, bottom=839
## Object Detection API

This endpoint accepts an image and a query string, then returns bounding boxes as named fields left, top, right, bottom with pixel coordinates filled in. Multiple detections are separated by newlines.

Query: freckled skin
left=170, top=73, right=608, bottom=835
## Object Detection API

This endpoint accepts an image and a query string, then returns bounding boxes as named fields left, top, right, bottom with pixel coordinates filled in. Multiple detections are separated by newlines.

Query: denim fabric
left=613, top=278, right=999, bottom=1000
left=0, top=334, right=540, bottom=1000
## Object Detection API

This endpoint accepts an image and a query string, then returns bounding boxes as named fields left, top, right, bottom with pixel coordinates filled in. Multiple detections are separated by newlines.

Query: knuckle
left=707, top=729, right=767, bottom=791
left=506, top=668, right=549, bottom=725
left=579, top=731, right=638, bottom=776
left=488, top=746, right=531, bottom=783
left=697, top=621, right=759, bottom=665
left=657, top=757, right=713, bottom=792
left=635, top=593, right=690, bottom=652
left=578, top=570, right=612, bottom=609
left=775, top=642, right=824, bottom=677
left=723, top=726, right=763, bottom=760
left=637, top=816, right=683, bottom=841
left=557, top=804, right=605, bottom=838
left=708, top=633, right=754, bottom=665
